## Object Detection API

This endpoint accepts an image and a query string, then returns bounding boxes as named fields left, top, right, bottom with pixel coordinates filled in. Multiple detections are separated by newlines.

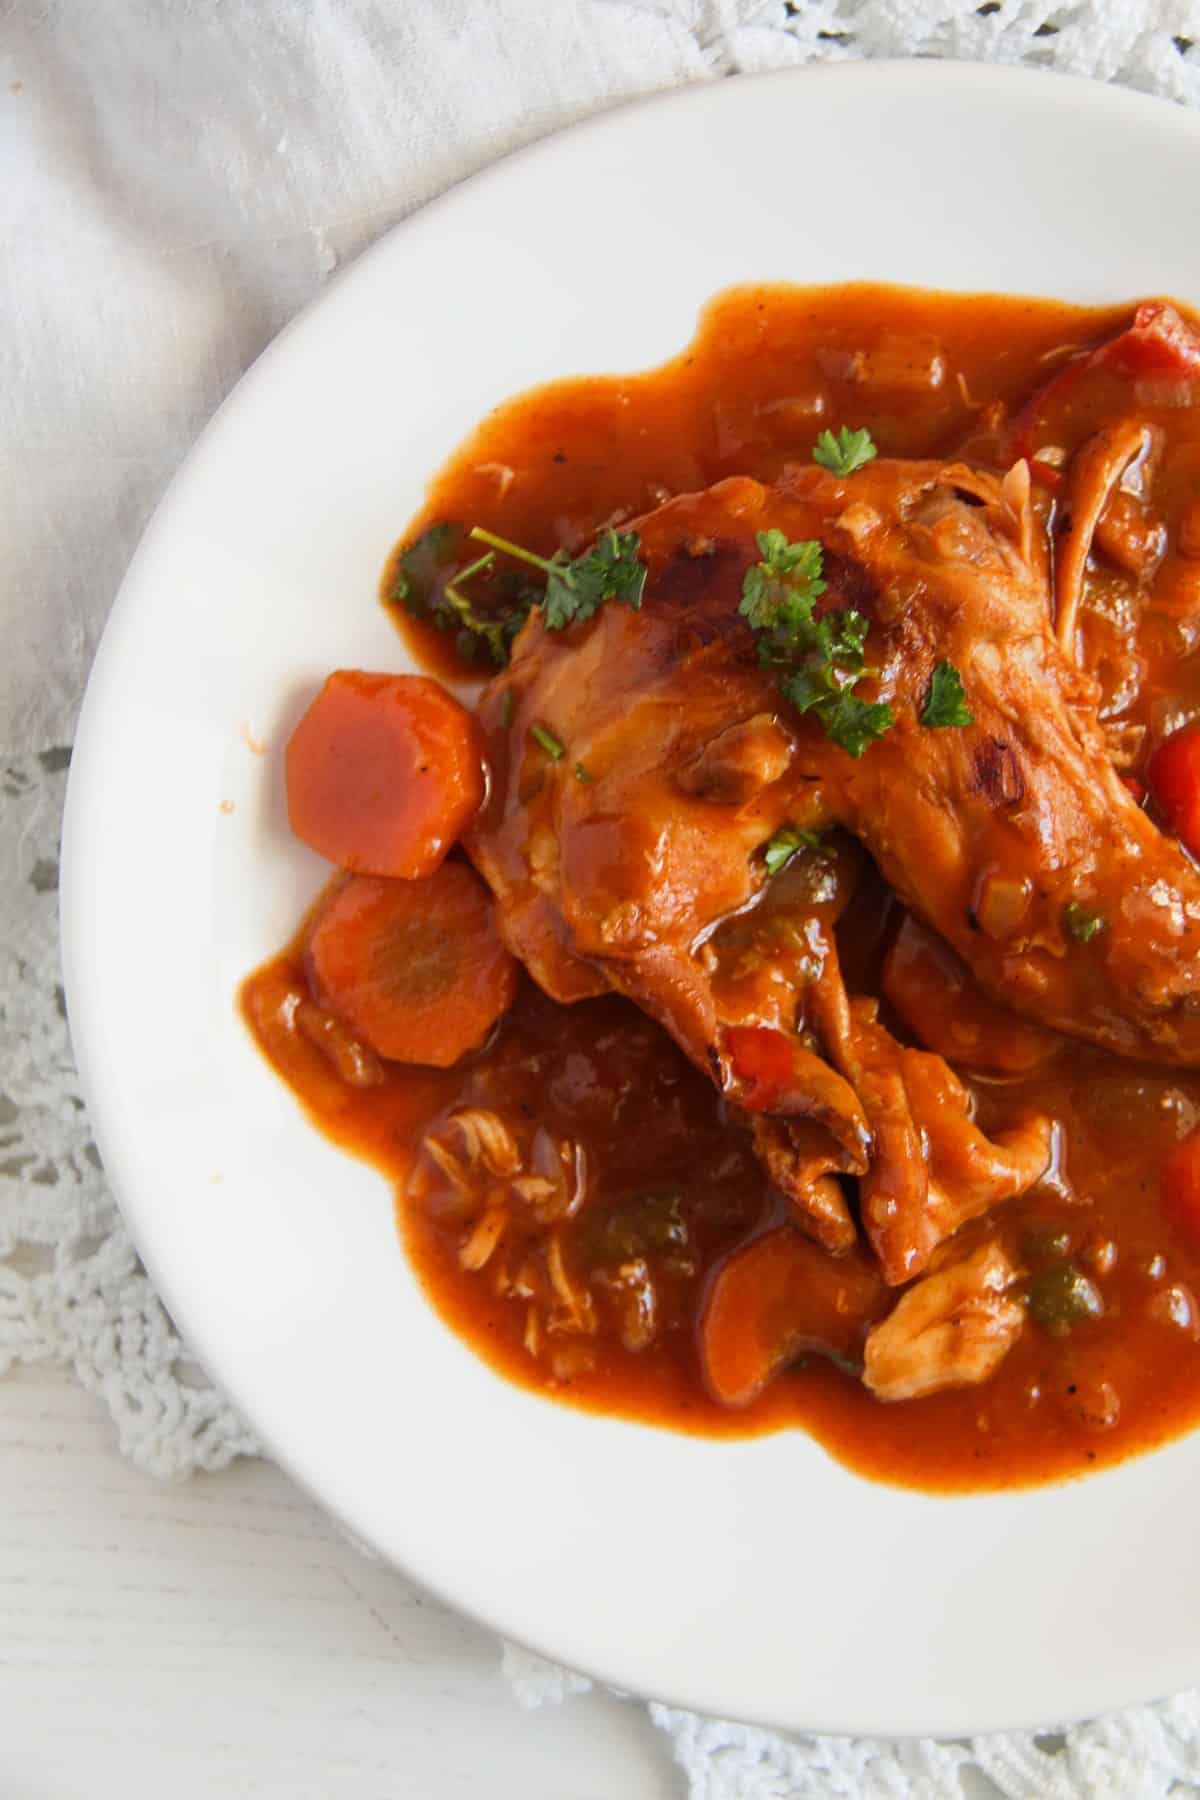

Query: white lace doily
left=501, top=1643, right=1200, bottom=1797
left=1, top=750, right=259, bottom=1477
left=9, top=5, right=1200, bottom=1796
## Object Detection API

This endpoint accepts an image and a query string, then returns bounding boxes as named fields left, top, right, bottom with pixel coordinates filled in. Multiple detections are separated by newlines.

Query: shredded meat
left=814, top=988, right=1053, bottom=1283
left=293, top=996, right=383, bottom=1089
left=749, top=1115, right=861, bottom=1256
left=1055, top=421, right=1156, bottom=656
left=863, top=1243, right=1025, bottom=1401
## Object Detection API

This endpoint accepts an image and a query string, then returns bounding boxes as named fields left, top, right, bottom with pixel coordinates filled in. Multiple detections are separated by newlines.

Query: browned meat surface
left=882, top=913, right=1062, bottom=1076
left=472, top=458, right=1200, bottom=1066
left=774, top=458, right=1200, bottom=1062
left=470, top=463, right=1159, bottom=1274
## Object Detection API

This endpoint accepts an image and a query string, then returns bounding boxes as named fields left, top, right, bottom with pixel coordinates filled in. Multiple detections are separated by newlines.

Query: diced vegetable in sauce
left=1148, top=724, right=1200, bottom=859
left=1024, top=1262, right=1105, bottom=1336
left=1023, top=1226, right=1073, bottom=1261
left=584, top=1192, right=689, bottom=1263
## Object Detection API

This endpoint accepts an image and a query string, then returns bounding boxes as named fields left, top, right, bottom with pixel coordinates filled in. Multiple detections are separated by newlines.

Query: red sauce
left=244, top=283, right=1200, bottom=1491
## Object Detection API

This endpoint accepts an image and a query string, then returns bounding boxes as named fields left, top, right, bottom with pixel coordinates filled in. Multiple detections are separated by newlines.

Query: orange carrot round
left=286, top=671, right=485, bottom=880
left=306, top=864, right=516, bottom=1067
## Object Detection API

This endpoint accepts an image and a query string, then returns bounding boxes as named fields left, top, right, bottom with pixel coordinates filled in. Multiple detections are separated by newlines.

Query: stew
left=243, top=283, right=1200, bottom=1492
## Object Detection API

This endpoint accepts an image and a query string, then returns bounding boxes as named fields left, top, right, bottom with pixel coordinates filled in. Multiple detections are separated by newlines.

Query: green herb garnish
left=499, top=690, right=515, bottom=730
left=440, top=551, right=510, bottom=664
left=387, top=522, right=532, bottom=667
left=1063, top=901, right=1106, bottom=944
left=387, top=516, right=643, bottom=668
left=812, top=425, right=878, bottom=477
left=738, top=529, right=827, bottom=630
left=920, top=660, right=974, bottom=729
left=739, top=530, right=893, bottom=759
left=388, top=521, right=459, bottom=608
left=792, top=684, right=895, bottom=760
left=574, top=761, right=594, bottom=784
left=529, top=721, right=565, bottom=761
left=763, top=825, right=823, bottom=875
left=471, top=524, right=646, bottom=630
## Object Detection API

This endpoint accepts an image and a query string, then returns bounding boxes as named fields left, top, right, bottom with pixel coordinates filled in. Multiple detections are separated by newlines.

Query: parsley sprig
left=387, top=519, right=646, bottom=667
left=390, top=520, right=458, bottom=608
left=738, top=530, right=894, bottom=759
left=470, top=524, right=646, bottom=629
left=739, top=529, right=826, bottom=633
left=387, top=522, right=533, bottom=667
left=438, top=550, right=510, bottom=663
left=921, top=660, right=974, bottom=728
left=812, top=425, right=877, bottom=477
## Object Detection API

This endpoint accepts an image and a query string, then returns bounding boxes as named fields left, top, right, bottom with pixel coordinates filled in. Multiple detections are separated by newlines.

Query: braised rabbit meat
left=245, top=284, right=1200, bottom=1493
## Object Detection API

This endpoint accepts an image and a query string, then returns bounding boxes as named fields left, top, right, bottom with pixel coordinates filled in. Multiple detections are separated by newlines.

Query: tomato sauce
left=244, top=284, right=1200, bottom=1491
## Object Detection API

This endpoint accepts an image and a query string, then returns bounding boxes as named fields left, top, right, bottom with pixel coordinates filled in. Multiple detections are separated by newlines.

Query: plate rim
left=61, top=57, right=1200, bottom=1738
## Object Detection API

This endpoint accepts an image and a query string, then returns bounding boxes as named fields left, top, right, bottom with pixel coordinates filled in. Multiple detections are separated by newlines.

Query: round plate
left=62, top=62, right=1200, bottom=1736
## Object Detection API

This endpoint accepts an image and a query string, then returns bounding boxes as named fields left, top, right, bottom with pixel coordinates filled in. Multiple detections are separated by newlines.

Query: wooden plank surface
left=0, top=1364, right=681, bottom=1798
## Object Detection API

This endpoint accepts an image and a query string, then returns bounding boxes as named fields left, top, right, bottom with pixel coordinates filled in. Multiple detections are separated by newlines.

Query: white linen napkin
left=6, top=4, right=1200, bottom=1796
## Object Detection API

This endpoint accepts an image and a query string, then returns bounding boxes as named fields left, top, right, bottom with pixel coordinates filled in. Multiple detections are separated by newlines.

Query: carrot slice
left=286, top=671, right=485, bottom=879
left=700, top=1226, right=886, bottom=1408
left=306, top=864, right=516, bottom=1067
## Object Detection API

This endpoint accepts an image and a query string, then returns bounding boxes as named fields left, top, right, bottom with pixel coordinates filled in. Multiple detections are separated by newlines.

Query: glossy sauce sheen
left=245, top=285, right=1200, bottom=1491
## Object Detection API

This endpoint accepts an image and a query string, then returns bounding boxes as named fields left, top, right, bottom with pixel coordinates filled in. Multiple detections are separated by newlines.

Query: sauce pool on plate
left=243, top=283, right=1200, bottom=1491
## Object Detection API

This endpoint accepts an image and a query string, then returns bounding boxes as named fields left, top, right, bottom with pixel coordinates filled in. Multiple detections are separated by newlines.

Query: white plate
left=62, top=62, right=1200, bottom=1736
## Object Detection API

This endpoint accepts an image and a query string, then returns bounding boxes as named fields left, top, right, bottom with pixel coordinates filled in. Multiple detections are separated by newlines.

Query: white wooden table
left=0, top=1363, right=680, bottom=1799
